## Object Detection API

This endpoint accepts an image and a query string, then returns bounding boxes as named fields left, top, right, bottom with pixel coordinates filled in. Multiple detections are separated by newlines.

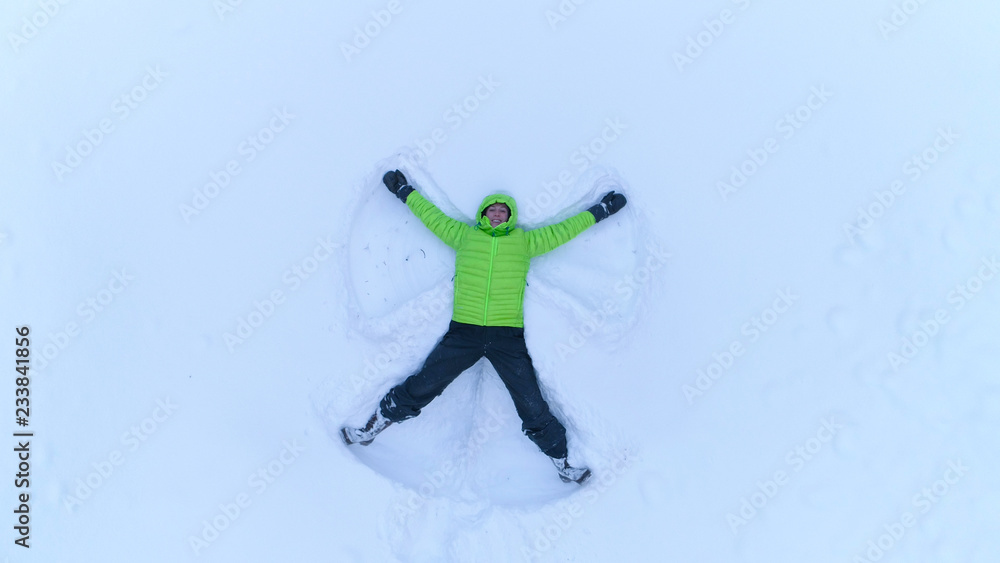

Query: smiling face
left=485, top=203, right=510, bottom=227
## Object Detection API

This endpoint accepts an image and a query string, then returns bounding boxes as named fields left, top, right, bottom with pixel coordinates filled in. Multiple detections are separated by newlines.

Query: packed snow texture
left=2, top=1, right=999, bottom=562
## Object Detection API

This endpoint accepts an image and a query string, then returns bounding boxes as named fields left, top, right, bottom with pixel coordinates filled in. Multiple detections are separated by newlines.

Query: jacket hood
left=476, top=193, right=518, bottom=235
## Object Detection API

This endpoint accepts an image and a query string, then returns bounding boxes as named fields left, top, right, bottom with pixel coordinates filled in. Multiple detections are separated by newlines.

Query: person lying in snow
left=341, top=170, right=627, bottom=484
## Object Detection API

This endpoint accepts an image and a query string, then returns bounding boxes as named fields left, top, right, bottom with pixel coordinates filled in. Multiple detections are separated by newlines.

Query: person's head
left=477, top=194, right=517, bottom=232
left=483, top=202, right=510, bottom=227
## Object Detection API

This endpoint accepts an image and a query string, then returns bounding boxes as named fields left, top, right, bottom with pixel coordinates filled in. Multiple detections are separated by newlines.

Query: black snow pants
left=380, top=321, right=568, bottom=459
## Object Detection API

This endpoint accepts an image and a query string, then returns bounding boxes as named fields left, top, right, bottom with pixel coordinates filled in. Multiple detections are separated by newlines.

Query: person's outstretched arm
left=383, top=170, right=467, bottom=249
left=526, top=191, right=627, bottom=257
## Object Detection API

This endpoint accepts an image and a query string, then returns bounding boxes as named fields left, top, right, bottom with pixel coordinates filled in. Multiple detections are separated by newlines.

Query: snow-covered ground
left=2, top=1, right=999, bottom=561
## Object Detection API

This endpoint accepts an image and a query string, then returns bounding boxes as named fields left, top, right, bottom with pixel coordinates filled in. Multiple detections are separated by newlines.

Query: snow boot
left=550, top=456, right=591, bottom=484
left=341, top=410, right=393, bottom=446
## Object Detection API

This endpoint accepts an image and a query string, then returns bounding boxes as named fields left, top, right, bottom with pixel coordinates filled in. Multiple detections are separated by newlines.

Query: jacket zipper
left=483, top=235, right=498, bottom=325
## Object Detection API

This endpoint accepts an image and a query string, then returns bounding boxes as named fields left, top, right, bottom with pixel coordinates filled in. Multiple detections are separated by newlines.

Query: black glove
left=382, top=170, right=414, bottom=202
left=587, top=191, right=627, bottom=223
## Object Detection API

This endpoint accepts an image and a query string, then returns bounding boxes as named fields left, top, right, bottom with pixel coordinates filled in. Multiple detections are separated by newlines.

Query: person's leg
left=380, top=322, right=484, bottom=422
left=485, top=327, right=568, bottom=459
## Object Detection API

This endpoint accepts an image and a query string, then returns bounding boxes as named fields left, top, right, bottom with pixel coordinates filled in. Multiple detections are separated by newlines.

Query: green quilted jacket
left=405, top=191, right=595, bottom=327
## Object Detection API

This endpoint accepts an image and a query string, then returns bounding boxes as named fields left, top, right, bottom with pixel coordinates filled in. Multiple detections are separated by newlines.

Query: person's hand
left=382, top=170, right=414, bottom=202
left=588, top=191, right=627, bottom=223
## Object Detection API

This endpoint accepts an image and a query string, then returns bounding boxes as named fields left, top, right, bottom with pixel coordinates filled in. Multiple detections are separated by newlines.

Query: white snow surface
left=2, top=1, right=999, bottom=562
